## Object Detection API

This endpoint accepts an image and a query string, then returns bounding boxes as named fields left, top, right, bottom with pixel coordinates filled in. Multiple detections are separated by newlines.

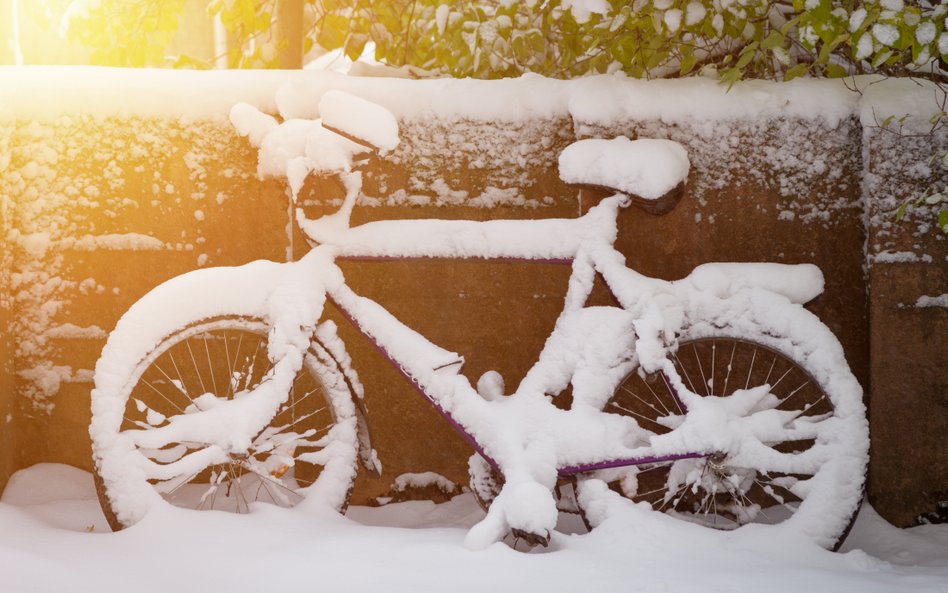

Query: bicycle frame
left=89, top=110, right=867, bottom=549
left=298, top=173, right=711, bottom=482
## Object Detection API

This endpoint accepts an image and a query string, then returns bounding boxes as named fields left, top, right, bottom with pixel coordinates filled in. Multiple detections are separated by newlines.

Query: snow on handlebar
left=229, top=90, right=399, bottom=201
left=318, top=90, right=400, bottom=154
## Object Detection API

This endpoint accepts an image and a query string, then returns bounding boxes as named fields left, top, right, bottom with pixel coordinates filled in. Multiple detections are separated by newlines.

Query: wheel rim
left=468, top=454, right=503, bottom=513
left=607, top=337, right=835, bottom=530
left=117, top=318, right=340, bottom=514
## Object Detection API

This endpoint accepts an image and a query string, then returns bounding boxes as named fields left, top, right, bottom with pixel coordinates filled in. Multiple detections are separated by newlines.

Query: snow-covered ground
left=0, top=463, right=945, bottom=593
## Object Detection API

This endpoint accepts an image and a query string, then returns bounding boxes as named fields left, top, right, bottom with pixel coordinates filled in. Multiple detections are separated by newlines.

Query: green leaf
left=317, top=13, right=350, bottom=50
left=825, top=62, right=848, bottom=78
left=345, top=33, right=368, bottom=61
left=680, top=50, right=698, bottom=75
left=647, top=49, right=670, bottom=70
left=939, top=209, right=948, bottom=231
left=255, top=12, right=271, bottom=33
left=780, top=16, right=801, bottom=36
left=761, top=30, right=785, bottom=51
left=895, top=200, right=910, bottom=221
left=784, top=63, right=810, bottom=81
left=172, top=54, right=210, bottom=69
left=872, top=49, right=894, bottom=68
left=720, top=67, right=743, bottom=90
left=736, top=42, right=758, bottom=69
left=818, top=33, right=849, bottom=63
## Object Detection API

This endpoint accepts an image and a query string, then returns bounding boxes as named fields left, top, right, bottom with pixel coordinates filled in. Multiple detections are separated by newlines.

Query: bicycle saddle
left=558, top=137, right=689, bottom=215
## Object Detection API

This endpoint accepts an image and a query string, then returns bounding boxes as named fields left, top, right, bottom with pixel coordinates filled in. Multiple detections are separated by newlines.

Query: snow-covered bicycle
left=90, top=91, right=868, bottom=551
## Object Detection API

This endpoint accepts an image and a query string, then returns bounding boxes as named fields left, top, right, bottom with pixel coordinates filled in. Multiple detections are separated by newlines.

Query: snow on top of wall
left=859, top=76, right=948, bottom=133
left=2, top=67, right=936, bottom=129
left=0, top=67, right=300, bottom=120
left=273, top=72, right=572, bottom=122
left=568, top=76, right=861, bottom=128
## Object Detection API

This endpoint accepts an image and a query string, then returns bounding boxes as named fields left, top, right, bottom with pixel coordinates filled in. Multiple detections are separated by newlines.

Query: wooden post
left=277, top=0, right=304, bottom=69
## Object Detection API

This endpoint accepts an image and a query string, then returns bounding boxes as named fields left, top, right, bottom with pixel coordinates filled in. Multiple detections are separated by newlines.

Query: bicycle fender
left=313, top=321, right=382, bottom=478
left=684, top=262, right=824, bottom=305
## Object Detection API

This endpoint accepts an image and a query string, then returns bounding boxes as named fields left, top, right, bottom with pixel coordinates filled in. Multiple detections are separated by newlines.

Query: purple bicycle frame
left=328, top=254, right=711, bottom=481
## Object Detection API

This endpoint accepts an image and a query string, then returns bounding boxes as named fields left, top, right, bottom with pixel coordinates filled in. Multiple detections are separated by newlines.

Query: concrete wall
left=0, top=79, right=942, bottom=524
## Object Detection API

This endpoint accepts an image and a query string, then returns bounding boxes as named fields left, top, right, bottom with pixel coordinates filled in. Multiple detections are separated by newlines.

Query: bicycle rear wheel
left=596, top=293, right=867, bottom=549
left=92, top=317, right=359, bottom=531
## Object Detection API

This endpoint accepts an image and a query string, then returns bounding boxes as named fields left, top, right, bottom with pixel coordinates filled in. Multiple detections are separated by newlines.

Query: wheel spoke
left=157, top=469, right=203, bottom=497
left=710, top=340, right=716, bottom=396
left=276, top=387, right=325, bottom=418
left=745, top=346, right=757, bottom=390
left=617, top=384, right=667, bottom=417
left=671, top=351, right=700, bottom=397
left=229, top=330, right=245, bottom=395
left=660, top=372, right=685, bottom=415
left=693, top=342, right=709, bottom=396
left=609, top=401, right=674, bottom=431
left=641, top=374, right=672, bottom=415
left=185, top=339, right=208, bottom=397
left=203, top=333, right=220, bottom=397
left=167, top=351, right=190, bottom=400
left=722, top=340, right=737, bottom=396
left=271, top=405, right=332, bottom=434
left=778, top=379, right=812, bottom=407
left=763, top=353, right=778, bottom=385
left=151, top=361, right=196, bottom=408
left=222, top=330, right=234, bottom=397
left=138, top=377, right=186, bottom=415
left=224, top=464, right=249, bottom=514
left=657, top=483, right=688, bottom=511
left=238, top=461, right=303, bottom=503
left=245, top=340, right=266, bottom=392
left=783, top=394, right=828, bottom=423
left=635, top=483, right=676, bottom=500
left=770, top=365, right=794, bottom=391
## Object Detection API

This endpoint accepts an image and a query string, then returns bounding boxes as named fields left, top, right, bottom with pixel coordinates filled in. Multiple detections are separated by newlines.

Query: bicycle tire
left=92, top=315, right=359, bottom=531
left=591, top=290, right=868, bottom=550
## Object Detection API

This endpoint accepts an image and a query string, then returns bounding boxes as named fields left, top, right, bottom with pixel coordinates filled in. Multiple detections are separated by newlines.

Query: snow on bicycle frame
left=231, top=92, right=858, bottom=539
left=90, top=89, right=867, bottom=553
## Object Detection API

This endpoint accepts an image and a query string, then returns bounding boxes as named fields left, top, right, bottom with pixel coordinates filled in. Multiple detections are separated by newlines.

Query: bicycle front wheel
left=597, top=290, right=867, bottom=549
left=92, top=316, right=359, bottom=531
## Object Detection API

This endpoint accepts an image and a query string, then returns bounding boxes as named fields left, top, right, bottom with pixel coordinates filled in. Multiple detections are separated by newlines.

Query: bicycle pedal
left=510, top=528, right=550, bottom=548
